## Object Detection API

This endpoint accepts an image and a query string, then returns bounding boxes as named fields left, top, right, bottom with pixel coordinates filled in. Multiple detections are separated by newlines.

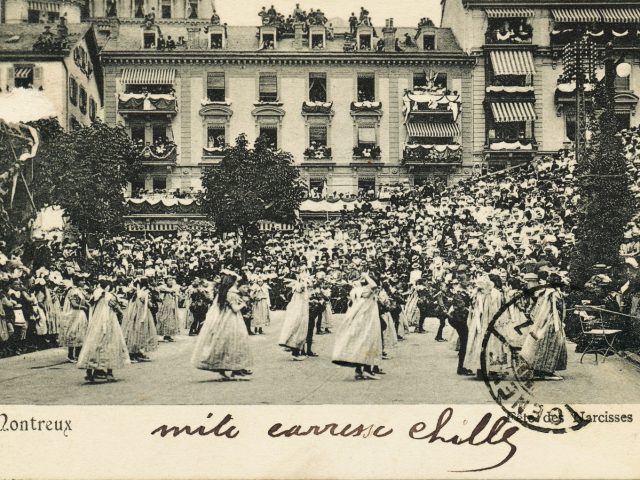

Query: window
left=309, top=125, right=327, bottom=147
left=131, top=125, right=146, bottom=144
left=47, top=11, right=59, bottom=23
left=210, top=33, right=223, bottom=49
left=188, top=0, right=198, bottom=18
left=206, top=72, right=225, bottom=101
left=259, top=73, right=278, bottom=102
left=615, top=74, right=631, bottom=92
left=357, top=73, right=375, bottom=102
left=153, top=177, right=167, bottom=191
left=161, top=0, right=171, bottom=18
left=79, top=87, right=87, bottom=114
left=259, top=126, right=278, bottom=149
left=207, top=126, right=226, bottom=148
left=423, top=34, right=435, bottom=50
left=413, top=72, right=427, bottom=89
left=309, top=178, right=324, bottom=197
left=311, top=34, right=324, bottom=49
left=357, top=126, right=377, bottom=148
left=28, top=9, right=40, bottom=23
left=565, top=110, right=576, bottom=142
left=616, top=112, right=631, bottom=131
left=309, top=73, right=327, bottom=102
left=131, top=177, right=145, bottom=195
left=14, top=66, right=34, bottom=89
left=89, top=97, right=97, bottom=121
left=493, top=122, right=527, bottom=141
left=143, top=32, right=156, bottom=49
left=434, top=72, right=447, bottom=90
left=358, top=178, right=376, bottom=194
left=152, top=124, right=167, bottom=144
left=359, top=34, right=372, bottom=50
left=69, top=77, right=78, bottom=106
left=261, top=33, right=275, bottom=49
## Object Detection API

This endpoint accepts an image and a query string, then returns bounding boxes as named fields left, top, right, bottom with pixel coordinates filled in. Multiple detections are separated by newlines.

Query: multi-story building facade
left=0, top=20, right=104, bottom=129
left=95, top=5, right=475, bottom=196
left=441, top=0, right=640, bottom=171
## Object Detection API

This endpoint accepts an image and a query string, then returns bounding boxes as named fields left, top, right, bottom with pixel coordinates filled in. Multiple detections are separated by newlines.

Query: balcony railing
left=485, top=29, right=533, bottom=45
left=403, top=144, right=462, bottom=165
left=118, top=93, right=178, bottom=114
left=350, top=101, right=382, bottom=113
left=486, top=137, right=537, bottom=152
left=136, top=140, right=177, bottom=164
left=304, top=144, right=332, bottom=159
left=551, top=26, right=640, bottom=48
left=202, top=146, right=231, bottom=157
left=302, top=101, right=333, bottom=115
left=353, top=145, right=381, bottom=159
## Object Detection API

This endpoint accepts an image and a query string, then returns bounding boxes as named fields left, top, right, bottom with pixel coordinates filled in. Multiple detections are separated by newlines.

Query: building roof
left=0, top=23, right=91, bottom=55
left=101, top=22, right=463, bottom=54
left=460, top=0, right=640, bottom=6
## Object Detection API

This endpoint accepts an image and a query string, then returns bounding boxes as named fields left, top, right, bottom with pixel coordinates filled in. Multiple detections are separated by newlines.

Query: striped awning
left=406, top=122, right=460, bottom=138
left=490, top=50, right=536, bottom=76
left=485, top=8, right=534, bottom=18
left=490, top=102, right=537, bottom=123
left=601, top=8, right=640, bottom=23
left=552, top=9, right=602, bottom=23
left=28, top=1, right=60, bottom=11
left=14, top=67, right=32, bottom=79
left=121, top=68, right=176, bottom=85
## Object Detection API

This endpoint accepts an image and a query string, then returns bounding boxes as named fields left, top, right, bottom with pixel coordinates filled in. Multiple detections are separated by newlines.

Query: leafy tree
left=569, top=81, right=634, bottom=289
left=200, top=134, right=305, bottom=260
left=30, top=120, right=142, bottom=249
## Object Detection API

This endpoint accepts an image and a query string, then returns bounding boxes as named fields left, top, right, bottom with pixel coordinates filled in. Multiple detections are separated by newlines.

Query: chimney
left=383, top=18, right=396, bottom=51
left=294, top=21, right=304, bottom=48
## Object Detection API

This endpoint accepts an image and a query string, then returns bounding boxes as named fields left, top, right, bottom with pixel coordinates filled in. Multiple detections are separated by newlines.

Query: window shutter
left=259, top=73, right=277, bottom=94
left=7, top=67, right=14, bottom=86
left=309, top=125, right=327, bottom=143
left=358, top=126, right=376, bottom=143
left=207, top=72, right=225, bottom=89
left=33, top=66, right=43, bottom=89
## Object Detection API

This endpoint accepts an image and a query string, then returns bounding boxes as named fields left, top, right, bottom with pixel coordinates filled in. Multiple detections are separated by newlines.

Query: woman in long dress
left=77, top=280, right=130, bottom=382
left=332, top=273, right=383, bottom=380
left=251, top=277, right=271, bottom=335
left=191, top=272, right=253, bottom=380
left=156, top=276, right=181, bottom=342
left=278, top=267, right=310, bottom=360
left=60, top=279, right=89, bottom=363
left=121, top=278, right=158, bottom=362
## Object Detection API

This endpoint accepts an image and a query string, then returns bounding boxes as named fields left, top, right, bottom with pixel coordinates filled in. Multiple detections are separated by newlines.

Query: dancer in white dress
left=278, top=267, right=311, bottom=360
left=191, top=272, right=253, bottom=380
left=332, top=272, right=383, bottom=380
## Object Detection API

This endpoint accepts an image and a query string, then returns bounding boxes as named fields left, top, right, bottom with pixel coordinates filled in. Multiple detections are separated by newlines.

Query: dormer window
left=311, top=33, right=324, bottom=49
left=262, top=33, right=275, bottom=49
left=359, top=33, right=371, bottom=50
left=210, top=33, right=223, bottom=49
left=143, top=32, right=156, bottom=49
left=423, top=34, right=435, bottom=50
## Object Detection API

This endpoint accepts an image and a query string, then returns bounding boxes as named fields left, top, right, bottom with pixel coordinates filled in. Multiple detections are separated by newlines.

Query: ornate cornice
left=199, top=104, right=233, bottom=118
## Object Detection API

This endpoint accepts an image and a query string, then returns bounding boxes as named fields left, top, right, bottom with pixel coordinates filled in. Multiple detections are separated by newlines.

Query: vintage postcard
left=0, top=0, right=639, bottom=478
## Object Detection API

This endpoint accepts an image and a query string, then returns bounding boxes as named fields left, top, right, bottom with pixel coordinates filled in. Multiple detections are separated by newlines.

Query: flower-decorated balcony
left=485, top=85, right=535, bottom=102
left=202, top=145, right=231, bottom=158
left=302, top=101, right=334, bottom=115
left=402, top=87, right=461, bottom=123
left=118, top=93, right=177, bottom=116
left=352, top=145, right=381, bottom=160
left=136, top=139, right=177, bottom=166
left=350, top=101, right=382, bottom=113
left=304, top=143, right=332, bottom=160
left=484, top=14, right=533, bottom=45
left=403, top=144, right=462, bottom=166
left=486, top=137, right=537, bottom=152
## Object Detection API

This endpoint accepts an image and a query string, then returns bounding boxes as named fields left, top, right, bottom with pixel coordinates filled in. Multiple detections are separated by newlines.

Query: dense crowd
left=2, top=132, right=640, bottom=381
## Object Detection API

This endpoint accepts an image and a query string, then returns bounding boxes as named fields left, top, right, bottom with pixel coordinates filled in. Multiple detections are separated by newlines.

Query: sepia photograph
left=1, top=0, right=640, bottom=477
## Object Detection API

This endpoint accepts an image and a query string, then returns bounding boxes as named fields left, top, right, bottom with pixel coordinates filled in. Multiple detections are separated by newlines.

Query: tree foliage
left=30, top=120, right=142, bottom=243
left=569, top=83, right=635, bottom=288
left=200, top=134, right=305, bottom=235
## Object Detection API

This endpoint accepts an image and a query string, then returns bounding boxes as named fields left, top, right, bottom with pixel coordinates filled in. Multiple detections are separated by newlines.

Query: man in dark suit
left=445, top=277, right=473, bottom=375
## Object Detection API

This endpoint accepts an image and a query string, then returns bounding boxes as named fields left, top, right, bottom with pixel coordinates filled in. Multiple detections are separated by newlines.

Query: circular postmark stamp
left=480, top=283, right=590, bottom=433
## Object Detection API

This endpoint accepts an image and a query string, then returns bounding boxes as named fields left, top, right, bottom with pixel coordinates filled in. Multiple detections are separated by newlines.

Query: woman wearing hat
left=332, top=272, right=383, bottom=380
left=191, top=272, right=253, bottom=380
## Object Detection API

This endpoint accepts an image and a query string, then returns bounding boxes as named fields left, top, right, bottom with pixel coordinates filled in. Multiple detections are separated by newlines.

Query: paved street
left=1, top=312, right=639, bottom=405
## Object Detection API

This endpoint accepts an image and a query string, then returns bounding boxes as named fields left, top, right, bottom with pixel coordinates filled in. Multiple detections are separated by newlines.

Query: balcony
left=352, top=145, right=381, bottom=160
left=202, top=146, right=231, bottom=158
left=350, top=101, right=382, bottom=113
left=486, top=137, right=537, bottom=153
left=304, top=144, right=332, bottom=160
left=551, top=26, right=640, bottom=49
left=403, top=89, right=461, bottom=123
left=118, top=93, right=177, bottom=116
left=302, top=101, right=334, bottom=115
left=136, top=140, right=177, bottom=166
left=485, top=28, right=532, bottom=46
left=403, top=144, right=462, bottom=166
left=485, top=85, right=535, bottom=102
